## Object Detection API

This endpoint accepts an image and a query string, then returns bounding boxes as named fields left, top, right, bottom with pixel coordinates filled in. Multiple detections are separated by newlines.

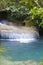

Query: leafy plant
left=0, top=0, right=43, bottom=28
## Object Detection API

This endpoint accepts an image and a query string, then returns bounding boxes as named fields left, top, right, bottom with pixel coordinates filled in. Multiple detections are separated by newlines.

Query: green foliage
left=24, top=19, right=34, bottom=26
left=0, top=0, right=43, bottom=28
left=8, top=5, right=29, bottom=21
left=30, top=7, right=43, bottom=28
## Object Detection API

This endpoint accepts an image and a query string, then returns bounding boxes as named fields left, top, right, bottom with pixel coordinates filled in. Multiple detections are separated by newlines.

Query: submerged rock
left=0, top=58, right=38, bottom=65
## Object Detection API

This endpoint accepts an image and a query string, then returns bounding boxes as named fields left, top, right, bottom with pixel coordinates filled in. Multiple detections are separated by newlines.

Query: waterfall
left=0, top=32, right=36, bottom=43
left=0, top=22, right=39, bottom=43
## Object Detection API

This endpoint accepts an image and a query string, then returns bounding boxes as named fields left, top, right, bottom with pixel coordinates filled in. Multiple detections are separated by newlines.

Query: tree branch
left=32, top=0, right=41, bottom=8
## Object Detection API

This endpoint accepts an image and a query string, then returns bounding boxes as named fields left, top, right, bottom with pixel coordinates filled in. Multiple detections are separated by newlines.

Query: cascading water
left=0, top=32, right=36, bottom=43
left=0, top=22, right=39, bottom=43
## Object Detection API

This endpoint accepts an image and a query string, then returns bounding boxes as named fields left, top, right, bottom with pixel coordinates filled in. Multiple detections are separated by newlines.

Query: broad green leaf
left=21, top=0, right=28, bottom=2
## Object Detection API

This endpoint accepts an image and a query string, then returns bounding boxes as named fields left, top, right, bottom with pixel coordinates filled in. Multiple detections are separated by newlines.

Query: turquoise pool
left=0, top=37, right=43, bottom=62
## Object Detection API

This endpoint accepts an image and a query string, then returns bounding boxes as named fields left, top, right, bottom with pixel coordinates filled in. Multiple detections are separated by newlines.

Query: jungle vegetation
left=0, top=0, right=43, bottom=29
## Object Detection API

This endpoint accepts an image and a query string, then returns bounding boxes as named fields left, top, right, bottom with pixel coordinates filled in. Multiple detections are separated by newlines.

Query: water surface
left=0, top=37, right=43, bottom=62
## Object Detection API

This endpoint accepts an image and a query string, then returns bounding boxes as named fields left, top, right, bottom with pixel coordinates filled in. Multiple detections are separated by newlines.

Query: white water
left=0, top=33, right=36, bottom=43
left=0, top=22, right=38, bottom=43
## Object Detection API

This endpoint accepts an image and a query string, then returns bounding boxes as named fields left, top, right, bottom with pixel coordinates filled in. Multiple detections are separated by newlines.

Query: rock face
left=39, top=27, right=43, bottom=36
left=0, top=23, right=38, bottom=33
